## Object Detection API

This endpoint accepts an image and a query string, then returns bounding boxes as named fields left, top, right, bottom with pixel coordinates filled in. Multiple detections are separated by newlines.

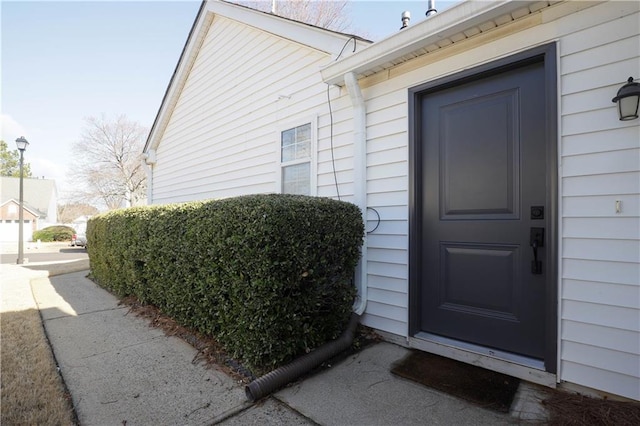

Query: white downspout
left=344, top=72, right=368, bottom=316
left=143, top=149, right=157, bottom=205
left=245, top=73, right=368, bottom=401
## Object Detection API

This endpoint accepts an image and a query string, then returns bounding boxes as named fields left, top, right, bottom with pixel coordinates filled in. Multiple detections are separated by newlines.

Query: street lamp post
left=15, top=136, right=29, bottom=265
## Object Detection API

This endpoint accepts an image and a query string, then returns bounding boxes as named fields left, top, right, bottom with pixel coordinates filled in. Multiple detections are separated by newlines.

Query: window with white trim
left=280, top=123, right=313, bottom=195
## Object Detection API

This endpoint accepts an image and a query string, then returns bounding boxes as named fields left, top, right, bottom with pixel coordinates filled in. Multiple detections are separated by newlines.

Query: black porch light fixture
left=612, top=77, right=640, bottom=121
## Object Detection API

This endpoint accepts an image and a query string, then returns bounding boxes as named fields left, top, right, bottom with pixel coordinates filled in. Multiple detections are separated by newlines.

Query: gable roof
left=0, top=177, right=57, bottom=218
left=1, top=199, right=42, bottom=218
left=1, top=177, right=57, bottom=212
left=321, top=0, right=566, bottom=86
left=144, top=0, right=371, bottom=154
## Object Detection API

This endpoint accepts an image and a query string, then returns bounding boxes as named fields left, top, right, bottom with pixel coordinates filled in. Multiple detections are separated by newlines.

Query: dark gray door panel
left=420, top=62, right=547, bottom=359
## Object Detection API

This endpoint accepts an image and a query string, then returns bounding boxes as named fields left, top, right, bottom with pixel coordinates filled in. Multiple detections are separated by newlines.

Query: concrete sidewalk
left=2, top=262, right=549, bottom=425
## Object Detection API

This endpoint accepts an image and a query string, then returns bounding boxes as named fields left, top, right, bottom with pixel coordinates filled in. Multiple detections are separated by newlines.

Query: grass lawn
left=1, top=307, right=75, bottom=425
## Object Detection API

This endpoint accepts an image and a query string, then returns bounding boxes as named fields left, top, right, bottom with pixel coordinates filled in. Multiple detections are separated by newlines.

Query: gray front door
left=418, top=60, right=549, bottom=360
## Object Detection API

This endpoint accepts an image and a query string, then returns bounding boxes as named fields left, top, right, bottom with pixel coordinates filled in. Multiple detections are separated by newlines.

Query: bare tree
left=233, top=1, right=352, bottom=32
left=70, top=115, right=146, bottom=210
left=57, top=202, right=99, bottom=224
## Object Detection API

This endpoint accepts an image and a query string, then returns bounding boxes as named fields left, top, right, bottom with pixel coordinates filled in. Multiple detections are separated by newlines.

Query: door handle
left=530, top=227, right=544, bottom=274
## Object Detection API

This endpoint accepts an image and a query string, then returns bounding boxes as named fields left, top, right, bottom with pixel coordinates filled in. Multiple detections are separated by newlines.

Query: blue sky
left=1, top=0, right=456, bottom=202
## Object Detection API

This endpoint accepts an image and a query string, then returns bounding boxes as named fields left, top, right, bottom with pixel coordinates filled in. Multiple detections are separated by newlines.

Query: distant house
left=0, top=177, right=58, bottom=241
left=144, top=1, right=639, bottom=401
left=71, top=215, right=92, bottom=234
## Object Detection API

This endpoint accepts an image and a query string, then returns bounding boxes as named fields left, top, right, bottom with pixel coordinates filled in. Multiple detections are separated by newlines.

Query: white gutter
left=321, top=0, right=542, bottom=86
left=344, top=72, right=368, bottom=315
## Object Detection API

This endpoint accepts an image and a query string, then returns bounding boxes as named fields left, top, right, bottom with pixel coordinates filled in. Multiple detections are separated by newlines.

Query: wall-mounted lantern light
left=612, top=77, right=640, bottom=121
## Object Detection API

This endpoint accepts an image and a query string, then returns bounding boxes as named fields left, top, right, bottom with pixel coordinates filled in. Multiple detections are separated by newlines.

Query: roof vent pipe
left=426, top=0, right=437, bottom=16
left=400, top=11, right=410, bottom=30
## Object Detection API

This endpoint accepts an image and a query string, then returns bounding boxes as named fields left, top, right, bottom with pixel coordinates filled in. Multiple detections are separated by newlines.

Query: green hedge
left=32, top=225, right=75, bottom=242
left=87, top=194, right=363, bottom=372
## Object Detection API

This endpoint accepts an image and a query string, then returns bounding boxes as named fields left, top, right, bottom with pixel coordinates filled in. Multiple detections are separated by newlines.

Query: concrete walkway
left=1, top=259, right=549, bottom=425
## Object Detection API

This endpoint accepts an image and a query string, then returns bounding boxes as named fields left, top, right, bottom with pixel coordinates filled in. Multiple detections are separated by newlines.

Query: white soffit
left=321, top=0, right=559, bottom=86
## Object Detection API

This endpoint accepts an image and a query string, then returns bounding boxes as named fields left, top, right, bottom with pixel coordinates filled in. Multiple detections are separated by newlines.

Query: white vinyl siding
left=317, top=88, right=355, bottom=201
left=324, top=82, right=411, bottom=337
left=150, top=0, right=639, bottom=401
left=362, top=102, right=410, bottom=338
left=320, top=0, right=639, bottom=399
left=152, top=15, right=329, bottom=203
left=557, top=2, right=640, bottom=400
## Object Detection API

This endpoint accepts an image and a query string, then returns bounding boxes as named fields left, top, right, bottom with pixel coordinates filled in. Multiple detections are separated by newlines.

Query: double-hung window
left=279, top=122, right=314, bottom=195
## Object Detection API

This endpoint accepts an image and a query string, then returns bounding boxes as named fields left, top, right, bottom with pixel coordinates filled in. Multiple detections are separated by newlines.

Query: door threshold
left=410, top=332, right=557, bottom=388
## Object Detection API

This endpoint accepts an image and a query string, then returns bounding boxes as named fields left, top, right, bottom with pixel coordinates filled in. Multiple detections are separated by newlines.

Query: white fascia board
left=145, top=2, right=211, bottom=153
left=321, top=0, right=542, bottom=86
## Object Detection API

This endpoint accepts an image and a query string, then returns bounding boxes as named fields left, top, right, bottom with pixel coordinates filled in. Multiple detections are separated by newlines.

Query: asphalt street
left=0, top=243, right=88, bottom=264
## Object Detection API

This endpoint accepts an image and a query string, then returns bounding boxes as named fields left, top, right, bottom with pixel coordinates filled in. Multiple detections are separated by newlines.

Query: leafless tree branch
left=70, top=114, right=147, bottom=209
left=233, top=0, right=353, bottom=32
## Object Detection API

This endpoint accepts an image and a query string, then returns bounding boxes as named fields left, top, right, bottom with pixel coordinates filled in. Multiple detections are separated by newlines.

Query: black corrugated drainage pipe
left=245, top=312, right=360, bottom=401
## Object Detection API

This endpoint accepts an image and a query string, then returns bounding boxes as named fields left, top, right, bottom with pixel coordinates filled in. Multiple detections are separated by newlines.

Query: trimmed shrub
left=87, top=194, right=363, bottom=372
left=32, top=225, right=75, bottom=242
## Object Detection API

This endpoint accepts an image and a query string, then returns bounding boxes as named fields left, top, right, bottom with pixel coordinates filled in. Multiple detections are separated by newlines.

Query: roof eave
left=144, top=0, right=207, bottom=154
left=214, top=1, right=371, bottom=53
left=321, top=0, right=545, bottom=86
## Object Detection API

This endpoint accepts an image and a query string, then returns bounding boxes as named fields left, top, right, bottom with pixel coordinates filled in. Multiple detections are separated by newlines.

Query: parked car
left=71, top=233, right=87, bottom=248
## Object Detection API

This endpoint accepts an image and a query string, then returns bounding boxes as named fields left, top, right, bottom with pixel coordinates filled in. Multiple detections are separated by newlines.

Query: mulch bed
left=119, top=296, right=255, bottom=383
left=542, top=391, right=640, bottom=425
left=118, top=296, right=380, bottom=384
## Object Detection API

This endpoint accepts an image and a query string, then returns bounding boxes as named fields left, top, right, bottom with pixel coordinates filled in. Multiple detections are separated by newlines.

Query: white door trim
left=409, top=334, right=557, bottom=388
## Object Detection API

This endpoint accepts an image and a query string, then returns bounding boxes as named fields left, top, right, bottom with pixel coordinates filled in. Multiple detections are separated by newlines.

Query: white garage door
left=0, top=220, right=32, bottom=242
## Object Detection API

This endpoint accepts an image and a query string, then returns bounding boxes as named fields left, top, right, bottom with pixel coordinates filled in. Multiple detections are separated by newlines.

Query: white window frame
left=275, top=117, right=317, bottom=196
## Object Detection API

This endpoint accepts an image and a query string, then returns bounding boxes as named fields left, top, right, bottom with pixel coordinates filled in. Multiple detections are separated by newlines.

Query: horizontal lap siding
left=152, top=1, right=638, bottom=399
left=363, top=83, right=410, bottom=335
left=317, top=89, right=355, bottom=200
left=153, top=16, right=330, bottom=204
left=317, top=67, right=411, bottom=335
left=558, top=3, right=640, bottom=400
left=315, top=67, right=411, bottom=334
left=352, top=1, right=639, bottom=399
